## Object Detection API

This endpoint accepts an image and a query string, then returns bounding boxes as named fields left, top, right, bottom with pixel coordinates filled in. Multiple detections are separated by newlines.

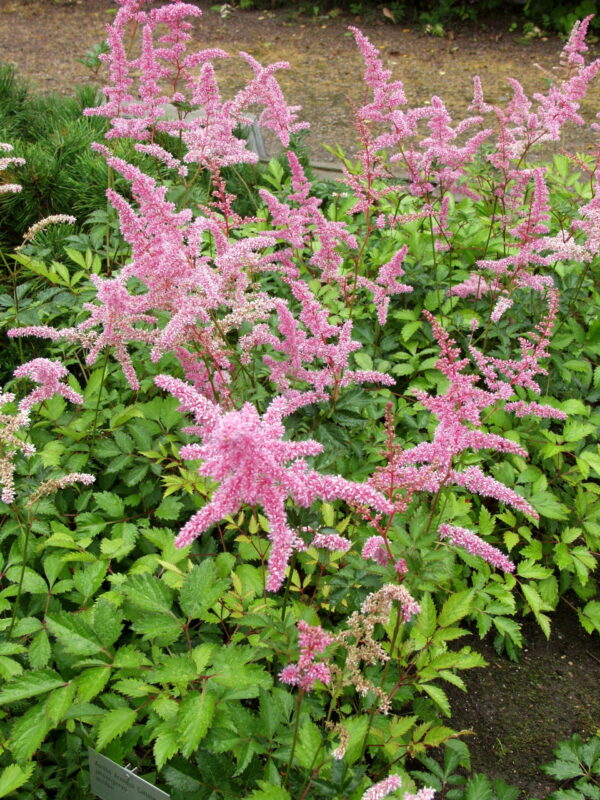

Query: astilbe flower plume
left=279, top=619, right=333, bottom=691
left=13, top=359, right=83, bottom=411
left=0, top=142, right=25, bottom=194
left=241, top=278, right=394, bottom=397
left=334, top=584, right=420, bottom=713
left=439, top=523, right=514, bottom=572
left=155, top=375, right=392, bottom=591
left=0, top=390, right=35, bottom=504
left=379, top=313, right=539, bottom=520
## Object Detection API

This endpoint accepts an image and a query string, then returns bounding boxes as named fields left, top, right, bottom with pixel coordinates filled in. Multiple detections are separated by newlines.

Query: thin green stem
left=284, top=688, right=305, bottom=789
left=88, top=349, right=110, bottom=459
left=8, top=508, right=32, bottom=636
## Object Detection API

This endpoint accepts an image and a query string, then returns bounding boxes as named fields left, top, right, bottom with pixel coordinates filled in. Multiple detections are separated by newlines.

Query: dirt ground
left=446, top=603, right=600, bottom=797
left=1, top=1, right=600, bottom=795
left=2, top=0, right=600, bottom=162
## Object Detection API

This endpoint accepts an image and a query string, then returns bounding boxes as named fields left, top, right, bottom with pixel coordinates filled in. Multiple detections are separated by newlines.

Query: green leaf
left=578, top=601, right=600, bottom=634
left=0, top=670, right=65, bottom=704
left=465, top=773, right=492, bottom=800
left=211, top=648, right=272, bottom=699
left=122, top=574, right=175, bottom=615
left=244, top=783, right=291, bottom=800
left=294, top=717, right=322, bottom=770
left=437, top=590, right=473, bottom=628
left=155, top=496, right=183, bottom=521
left=28, top=630, right=51, bottom=670
left=10, top=702, right=52, bottom=763
left=0, top=763, right=35, bottom=797
left=76, top=667, right=111, bottom=703
left=4, top=566, right=47, bottom=595
left=45, top=611, right=103, bottom=655
left=341, top=715, right=370, bottom=765
left=93, top=599, right=123, bottom=648
left=45, top=683, right=76, bottom=725
left=418, top=683, right=451, bottom=716
left=179, top=561, right=230, bottom=619
left=73, top=561, right=108, bottom=600
left=154, top=722, right=180, bottom=770
left=258, top=688, right=282, bottom=741
left=414, top=593, right=436, bottom=639
left=530, top=491, right=569, bottom=520
left=93, top=491, right=125, bottom=518
left=96, top=707, right=137, bottom=751
left=177, top=691, right=216, bottom=758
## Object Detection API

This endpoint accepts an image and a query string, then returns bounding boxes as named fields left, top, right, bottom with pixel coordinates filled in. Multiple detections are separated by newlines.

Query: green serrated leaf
left=122, top=574, right=175, bottom=615
left=94, top=599, right=123, bottom=648
left=0, top=670, right=65, bottom=704
left=76, top=667, right=111, bottom=703
left=96, top=706, right=137, bottom=751
left=438, top=590, right=472, bottom=628
left=419, top=683, right=451, bottom=716
left=28, top=630, right=51, bottom=670
left=244, top=782, right=291, bottom=800
left=94, top=491, right=125, bottom=518
left=154, top=722, right=180, bottom=770
left=10, top=703, right=51, bottom=763
left=0, top=762, right=35, bottom=797
left=45, top=611, right=103, bottom=656
left=179, top=561, right=230, bottom=619
left=177, top=691, right=216, bottom=758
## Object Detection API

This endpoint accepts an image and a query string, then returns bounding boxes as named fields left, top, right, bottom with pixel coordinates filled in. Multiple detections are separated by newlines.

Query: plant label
left=88, top=749, right=170, bottom=800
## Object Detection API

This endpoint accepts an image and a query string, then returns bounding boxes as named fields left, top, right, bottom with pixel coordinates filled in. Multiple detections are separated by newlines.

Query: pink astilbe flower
left=470, top=288, right=560, bottom=396
left=504, top=400, right=567, bottom=420
left=490, top=295, right=513, bottom=323
left=232, top=52, right=309, bottom=148
left=382, top=313, right=538, bottom=520
left=404, top=790, right=436, bottom=800
left=13, top=359, right=83, bottom=411
left=473, top=168, right=555, bottom=296
left=79, top=275, right=158, bottom=390
left=311, top=531, right=352, bottom=552
left=561, top=15, right=593, bottom=67
left=362, top=535, right=390, bottom=566
left=361, top=774, right=403, bottom=800
left=0, top=389, right=35, bottom=504
left=279, top=619, right=333, bottom=691
left=439, top=523, right=515, bottom=572
left=242, top=280, right=394, bottom=396
left=470, top=24, right=600, bottom=170
left=357, top=246, right=412, bottom=324
left=0, top=142, right=25, bottom=194
left=155, top=375, right=392, bottom=591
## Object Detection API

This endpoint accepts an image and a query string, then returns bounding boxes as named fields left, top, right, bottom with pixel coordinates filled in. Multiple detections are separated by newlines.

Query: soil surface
left=446, top=603, right=600, bottom=798
left=1, top=2, right=600, bottom=796
left=2, top=0, right=600, bottom=163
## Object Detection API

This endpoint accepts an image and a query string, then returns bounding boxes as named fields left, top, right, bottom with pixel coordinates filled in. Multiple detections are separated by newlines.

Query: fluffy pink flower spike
left=13, top=359, right=83, bottom=411
left=155, top=375, right=392, bottom=591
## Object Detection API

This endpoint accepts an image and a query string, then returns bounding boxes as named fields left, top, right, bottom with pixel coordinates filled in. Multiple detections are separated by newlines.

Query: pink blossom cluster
left=155, top=374, right=392, bottom=591
left=279, top=619, right=333, bottom=691
left=380, top=313, right=539, bottom=520
left=13, top=359, right=83, bottom=411
left=0, top=142, right=25, bottom=194
left=362, top=535, right=390, bottom=566
left=439, top=523, right=515, bottom=573
left=360, top=775, right=435, bottom=800
left=0, top=389, right=35, bottom=504
left=85, top=0, right=307, bottom=166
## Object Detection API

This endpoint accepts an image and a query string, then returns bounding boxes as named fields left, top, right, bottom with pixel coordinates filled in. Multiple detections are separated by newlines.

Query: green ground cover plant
left=0, top=1, right=598, bottom=798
